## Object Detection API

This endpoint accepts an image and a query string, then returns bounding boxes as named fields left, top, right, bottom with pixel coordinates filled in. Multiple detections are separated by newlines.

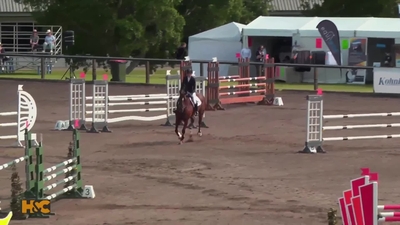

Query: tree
left=177, top=0, right=271, bottom=40
left=16, top=0, right=185, bottom=59
left=301, top=0, right=398, bottom=17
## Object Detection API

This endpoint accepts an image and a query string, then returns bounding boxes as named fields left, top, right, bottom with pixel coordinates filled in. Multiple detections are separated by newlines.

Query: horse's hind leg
left=197, top=112, right=203, bottom=137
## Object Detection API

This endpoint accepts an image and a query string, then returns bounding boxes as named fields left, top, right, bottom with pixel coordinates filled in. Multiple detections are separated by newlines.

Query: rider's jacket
left=181, top=76, right=196, bottom=94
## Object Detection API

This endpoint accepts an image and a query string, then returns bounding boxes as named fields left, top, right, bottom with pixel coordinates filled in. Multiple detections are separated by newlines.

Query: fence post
left=40, top=58, right=45, bottom=79
left=92, top=59, right=97, bottom=81
left=145, top=61, right=150, bottom=84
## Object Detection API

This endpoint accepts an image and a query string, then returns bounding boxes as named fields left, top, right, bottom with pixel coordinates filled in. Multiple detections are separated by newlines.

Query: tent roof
left=299, top=17, right=367, bottom=37
left=356, top=18, right=400, bottom=38
left=189, top=22, right=245, bottom=41
left=243, top=16, right=400, bottom=38
left=243, top=16, right=311, bottom=37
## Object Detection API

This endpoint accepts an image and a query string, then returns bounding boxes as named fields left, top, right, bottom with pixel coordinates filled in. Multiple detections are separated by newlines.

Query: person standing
left=175, top=42, right=187, bottom=60
left=240, top=47, right=251, bottom=60
left=255, top=45, right=266, bottom=76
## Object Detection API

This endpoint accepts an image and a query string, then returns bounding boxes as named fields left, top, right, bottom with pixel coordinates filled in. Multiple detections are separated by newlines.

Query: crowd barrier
left=301, top=95, right=400, bottom=153
left=0, top=85, right=38, bottom=147
left=0, top=130, right=94, bottom=218
left=67, top=70, right=207, bottom=132
left=206, top=58, right=276, bottom=110
left=339, top=168, right=400, bottom=225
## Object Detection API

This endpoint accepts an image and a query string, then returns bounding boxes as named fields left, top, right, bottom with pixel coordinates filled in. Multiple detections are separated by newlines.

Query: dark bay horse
left=174, top=90, right=206, bottom=144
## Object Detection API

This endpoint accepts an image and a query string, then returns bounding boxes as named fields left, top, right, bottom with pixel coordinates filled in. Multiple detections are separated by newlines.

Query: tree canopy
left=301, top=0, right=398, bottom=17
left=16, top=0, right=271, bottom=58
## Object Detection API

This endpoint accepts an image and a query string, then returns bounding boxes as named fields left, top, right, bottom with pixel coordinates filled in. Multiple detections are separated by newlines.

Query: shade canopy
left=242, top=16, right=400, bottom=38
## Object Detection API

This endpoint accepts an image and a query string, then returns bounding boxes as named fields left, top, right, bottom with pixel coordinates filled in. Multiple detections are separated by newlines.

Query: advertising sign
left=346, top=38, right=367, bottom=85
left=316, top=20, right=341, bottom=66
left=373, top=67, right=400, bottom=94
left=21, top=199, right=51, bottom=215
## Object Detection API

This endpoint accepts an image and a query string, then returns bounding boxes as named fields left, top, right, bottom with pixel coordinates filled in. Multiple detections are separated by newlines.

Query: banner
left=373, top=67, right=400, bottom=94
left=346, top=38, right=367, bottom=84
left=398, top=3, right=400, bottom=17
left=316, top=20, right=341, bottom=66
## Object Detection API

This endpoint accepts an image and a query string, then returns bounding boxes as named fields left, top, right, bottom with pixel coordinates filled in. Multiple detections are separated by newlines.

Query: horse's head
left=179, top=89, right=187, bottom=99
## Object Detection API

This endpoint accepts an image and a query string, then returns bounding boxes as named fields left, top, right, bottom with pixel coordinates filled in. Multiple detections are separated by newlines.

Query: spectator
left=30, top=29, right=39, bottom=51
left=384, top=52, right=392, bottom=67
left=175, top=42, right=187, bottom=60
left=0, top=43, right=4, bottom=66
left=255, top=45, right=266, bottom=76
left=240, top=47, right=251, bottom=59
left=255, top=45, right=266, bottom=62
left=43, top=30, right=55, bottom=53
left=0, top=43, right=9, bottom=71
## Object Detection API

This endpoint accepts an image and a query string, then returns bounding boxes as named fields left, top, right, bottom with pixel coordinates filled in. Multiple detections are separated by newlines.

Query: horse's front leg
left=175, top=117, right=182, bottom=140
left=179, top=119, right=189, bottom=144
left=189, top=116, right=195, bottom=128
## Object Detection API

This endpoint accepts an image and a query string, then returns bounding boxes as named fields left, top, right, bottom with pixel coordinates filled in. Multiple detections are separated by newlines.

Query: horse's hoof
left=198, top=132, right=202, bottom=137
left=179, top=141, right=183, bottom=145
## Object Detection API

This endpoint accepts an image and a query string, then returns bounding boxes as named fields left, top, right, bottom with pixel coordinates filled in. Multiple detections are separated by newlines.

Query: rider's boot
left=194, top=104, right=198, bottom=116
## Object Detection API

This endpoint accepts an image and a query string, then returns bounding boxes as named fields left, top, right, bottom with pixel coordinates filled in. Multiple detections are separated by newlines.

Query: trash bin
left=109, top=60, right=127, bottom=82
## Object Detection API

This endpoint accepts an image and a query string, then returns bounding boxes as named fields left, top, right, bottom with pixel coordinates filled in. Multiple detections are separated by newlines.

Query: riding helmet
left=185, top=68, right=193, bottom=74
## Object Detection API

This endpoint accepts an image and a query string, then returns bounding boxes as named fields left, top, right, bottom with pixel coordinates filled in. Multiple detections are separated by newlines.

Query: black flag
left=317, top=20, right=341, bottom=65
left=398, top=3, right=400, bottom=17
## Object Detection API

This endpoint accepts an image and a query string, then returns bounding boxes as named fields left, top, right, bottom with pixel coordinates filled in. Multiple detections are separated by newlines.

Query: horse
left=174, top=89, right=206, bottom=144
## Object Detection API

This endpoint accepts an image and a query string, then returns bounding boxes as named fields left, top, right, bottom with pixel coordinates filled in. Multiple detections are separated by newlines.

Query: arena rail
left=0, top=53, right=375, bottom=85
left=300, top=95, right=400, bottom=153
left=66, top=68, right=207, bottom=132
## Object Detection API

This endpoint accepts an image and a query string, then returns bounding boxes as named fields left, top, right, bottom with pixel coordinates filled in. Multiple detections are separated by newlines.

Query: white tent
left=188, top=22, right=245, bottom=76
left=356, top=18, right=400, bottom=38
left=242, top=16, right=400, bottom=38
left=243, top=16, right=311, bottom=37
left=298, top=17, right=367, bottom=37
left=297, top=17, right=400, bottom=38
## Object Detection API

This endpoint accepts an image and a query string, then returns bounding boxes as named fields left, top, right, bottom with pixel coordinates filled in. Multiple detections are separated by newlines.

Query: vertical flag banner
left=316, top=20, right=341, bottom=66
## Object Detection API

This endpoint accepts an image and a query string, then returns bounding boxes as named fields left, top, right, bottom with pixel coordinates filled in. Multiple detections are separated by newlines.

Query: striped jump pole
left=206, top=57, right=275, bottom=110
left=25, top=129, right=89, bottom=218
left=300, top=95, right=400, bottom=153
left=218, top=75, right=240, bottom=79
left=67, top=70, right=185, bottom=131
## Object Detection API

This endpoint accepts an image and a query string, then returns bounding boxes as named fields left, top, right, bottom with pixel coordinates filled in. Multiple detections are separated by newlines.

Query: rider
left=180, top=68, right=198, bottom=116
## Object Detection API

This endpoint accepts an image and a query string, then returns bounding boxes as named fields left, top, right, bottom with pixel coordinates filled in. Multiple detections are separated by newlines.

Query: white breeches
left=192, top=92, right=201, bottom=106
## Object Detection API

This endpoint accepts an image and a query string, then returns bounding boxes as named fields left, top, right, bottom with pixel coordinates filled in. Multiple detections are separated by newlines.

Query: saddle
left=185, top=93, right=196, bottom=107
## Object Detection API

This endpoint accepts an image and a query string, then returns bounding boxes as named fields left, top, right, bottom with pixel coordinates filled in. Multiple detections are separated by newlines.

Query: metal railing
left=0, top=23, right=62, bottom=54
left=53, top=26, right=62, bottom=55
left=0, top=53, right=380, bottom=87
